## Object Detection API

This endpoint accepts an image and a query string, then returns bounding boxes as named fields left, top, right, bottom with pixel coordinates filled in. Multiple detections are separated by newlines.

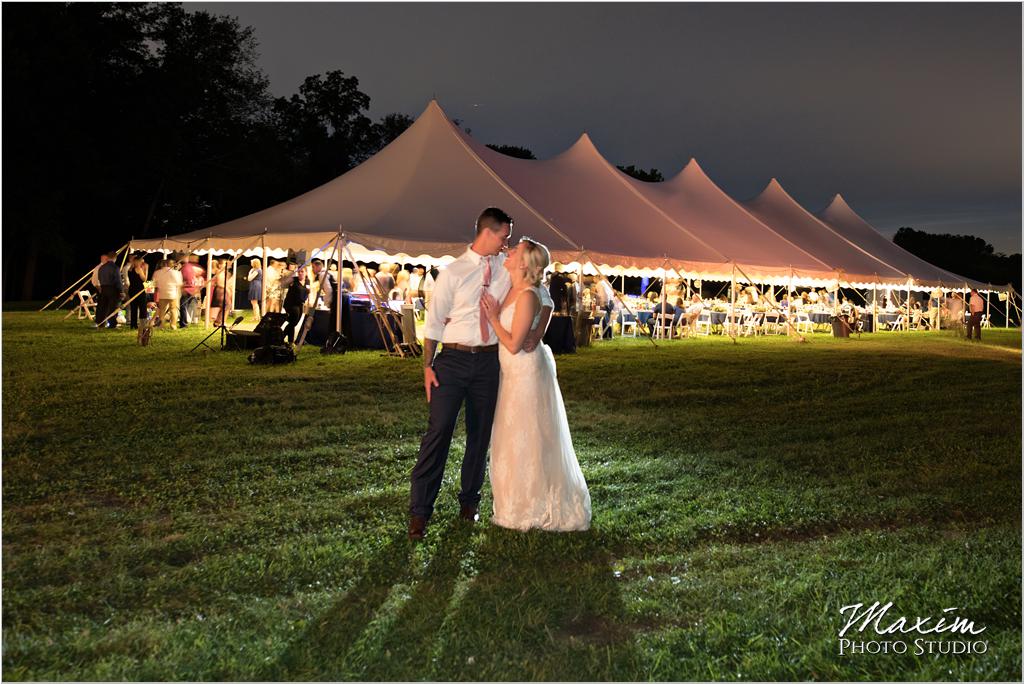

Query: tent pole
left=260, top=233, right=268, bottom=318
left=203, top=237, right=213, bottom=330
left=337, top=230, right=345, bottom=337
left=872, top=279, right=877, bottom=334
left=659, top=260, right=668, bottom=339
left=986, top=286, right=991, bottom=327
left=44, top=268, right=95, bottom=312
left=729, top=263, right=736, bottom=340
left=1008, top=286, right=1015, bottom=328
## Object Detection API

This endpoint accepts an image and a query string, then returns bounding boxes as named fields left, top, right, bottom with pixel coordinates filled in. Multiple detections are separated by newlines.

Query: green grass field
left=2, top=312, right=1020, bottom=681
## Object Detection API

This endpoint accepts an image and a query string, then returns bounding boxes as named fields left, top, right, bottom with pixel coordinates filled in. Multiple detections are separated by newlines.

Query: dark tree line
left=3, top=3, right=416, bottom=301
left=7, top=5, right=1013, bottom=304
left=894, top=227, right=1020, bottom=293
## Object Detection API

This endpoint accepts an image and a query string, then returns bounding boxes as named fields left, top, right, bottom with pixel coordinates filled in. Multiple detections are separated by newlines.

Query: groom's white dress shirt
left=423, top=247, right=511, bottom=346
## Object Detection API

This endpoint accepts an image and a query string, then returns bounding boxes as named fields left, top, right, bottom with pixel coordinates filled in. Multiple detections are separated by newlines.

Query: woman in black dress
left=127, top=253, right=149, bottom=329
left=282, top=266, right=309, bottom=345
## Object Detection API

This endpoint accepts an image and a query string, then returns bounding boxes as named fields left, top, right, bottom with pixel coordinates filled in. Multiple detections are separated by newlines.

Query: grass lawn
left=2, top=312, right=1020, bottom=681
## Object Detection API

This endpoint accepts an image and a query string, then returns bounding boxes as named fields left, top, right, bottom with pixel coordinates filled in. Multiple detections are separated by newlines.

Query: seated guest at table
left=649, top=298, right=675, bottom=337
left=282, top=266, right=309, bottom=345
left=679, top=294, right=704, bottom=335
left=910, top=301, right=928, bottom=329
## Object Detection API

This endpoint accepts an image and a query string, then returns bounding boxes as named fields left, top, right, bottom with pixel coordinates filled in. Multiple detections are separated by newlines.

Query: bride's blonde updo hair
left=518, top=237, right=550, bottom=286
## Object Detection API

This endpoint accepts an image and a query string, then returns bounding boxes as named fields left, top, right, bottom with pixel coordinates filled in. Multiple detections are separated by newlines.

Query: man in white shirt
left=967, top=288, right=985, bottom=340
left=152, top=259, right=184, bottom=329
left=409, top=208, right=539, bottom=541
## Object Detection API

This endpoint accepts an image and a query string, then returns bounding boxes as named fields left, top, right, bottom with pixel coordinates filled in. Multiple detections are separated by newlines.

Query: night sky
left=198, top=2, right=1021, bottom=253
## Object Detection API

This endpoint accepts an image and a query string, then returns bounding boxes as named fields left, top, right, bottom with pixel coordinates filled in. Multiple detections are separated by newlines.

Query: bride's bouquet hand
left=480, top=293, right=500, bottom=323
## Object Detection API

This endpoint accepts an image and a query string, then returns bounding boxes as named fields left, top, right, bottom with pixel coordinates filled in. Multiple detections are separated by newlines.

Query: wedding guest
left=376, top=263, right=397, bottom=294
left=282, top=266, right=309, bottom=345
left=246, top=258, right=262, bottom=322
left=126, top=252, right=149, bottom=329
left=391, top=269, right=410, bottom=301
left=90, top=253, right=108, bottom=293
left=264, top=257, right=282, bottom=313
left=310, top=258, right=334, bottom=309
left=152, top=259, right=183, bottom=329
left=95, top=251, right=124, bottom=328
left=179, top=255, right=205, bottom=328
left=594, top=277, right=616, bottom=338
left=208, top=260, right=234, bottom=326
left=966, top=288, right=984, bottom=340
left=681, top=294, right=705, bottom=335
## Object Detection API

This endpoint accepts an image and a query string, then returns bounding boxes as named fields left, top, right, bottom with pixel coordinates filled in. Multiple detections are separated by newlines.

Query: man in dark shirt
left=95, top=251, right=124, bottom=328
left=649, top=299, right=676, bottom=337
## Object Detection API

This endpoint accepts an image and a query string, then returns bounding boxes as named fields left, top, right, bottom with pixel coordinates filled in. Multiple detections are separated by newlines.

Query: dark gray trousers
left=409, top=348, right=499, bottom=519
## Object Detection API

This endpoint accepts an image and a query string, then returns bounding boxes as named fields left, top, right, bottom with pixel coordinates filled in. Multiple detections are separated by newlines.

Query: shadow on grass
left=262, top=529, right=417, bottom=680
left=423, top=525, right=642, bottom=680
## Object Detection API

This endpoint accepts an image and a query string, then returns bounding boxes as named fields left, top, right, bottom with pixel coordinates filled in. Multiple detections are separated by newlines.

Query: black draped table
left=304, top=307, right=396, bottom=350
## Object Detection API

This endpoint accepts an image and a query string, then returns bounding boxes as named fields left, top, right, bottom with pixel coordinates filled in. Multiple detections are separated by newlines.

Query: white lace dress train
left=489, top=287, right=591, bottom=531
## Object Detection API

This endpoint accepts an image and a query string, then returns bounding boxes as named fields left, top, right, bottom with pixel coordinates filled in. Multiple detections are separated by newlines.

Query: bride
left=480, top=238, right=591, bottom=532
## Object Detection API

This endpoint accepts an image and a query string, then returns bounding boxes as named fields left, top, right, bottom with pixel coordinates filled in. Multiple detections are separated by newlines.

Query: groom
left=408, top=207, right=537, bottom=540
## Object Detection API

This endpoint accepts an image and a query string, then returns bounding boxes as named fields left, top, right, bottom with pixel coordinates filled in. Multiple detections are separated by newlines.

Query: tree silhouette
left=616, top=165, right=664, bottom=182
left=894, top=227, right=1020, bottom=291
left=486, top=144, right=536, bottom=160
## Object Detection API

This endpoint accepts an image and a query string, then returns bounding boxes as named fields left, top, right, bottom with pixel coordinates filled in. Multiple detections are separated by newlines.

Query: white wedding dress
left=489, top=287, right=592, bottom=531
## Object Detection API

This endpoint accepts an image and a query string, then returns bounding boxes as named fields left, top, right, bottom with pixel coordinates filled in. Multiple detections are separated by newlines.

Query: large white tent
left=815, top=195, right=987, bottom=289
left=742, top=179, right=909, bottom=287
left=132, top=99, right=993, bottom=291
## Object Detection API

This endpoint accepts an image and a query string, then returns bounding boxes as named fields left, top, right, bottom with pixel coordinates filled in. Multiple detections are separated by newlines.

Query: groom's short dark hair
left=476, top=207, right=513, bottom=235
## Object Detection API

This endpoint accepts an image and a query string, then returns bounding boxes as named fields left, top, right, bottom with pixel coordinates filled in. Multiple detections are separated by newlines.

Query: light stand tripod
left=189, top=265, right=235, bottom=353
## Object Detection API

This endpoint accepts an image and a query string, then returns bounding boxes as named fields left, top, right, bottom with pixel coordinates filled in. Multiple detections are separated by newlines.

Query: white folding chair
left=795, top=311, right=814, bottom=335
left=651, top=313, right=676, bottom=339
left=981, top=314, right=991, bottom=329
left=740, top=311, right=762, bottom=336
left=65, top=290, right=97, bottom=321
left=694, top=312, right=713, bottom=336
left=619, top=311, right=637, bottom=338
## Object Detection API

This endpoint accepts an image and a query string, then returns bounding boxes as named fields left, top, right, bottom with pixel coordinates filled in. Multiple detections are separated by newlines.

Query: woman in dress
left=208, top=260, right=233, bottom=326
left=126, top=252, right=149, bottom=329
left=481, top=238, right=591, bottom=532
left=246, top=258, right=262, bottom=322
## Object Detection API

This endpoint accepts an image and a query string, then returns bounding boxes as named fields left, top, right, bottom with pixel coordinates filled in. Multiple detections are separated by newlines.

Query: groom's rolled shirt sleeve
left=422, top=269, right=453, bottom=341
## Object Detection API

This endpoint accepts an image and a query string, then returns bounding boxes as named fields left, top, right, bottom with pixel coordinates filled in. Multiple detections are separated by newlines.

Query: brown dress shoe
left=459, top=506, right=479, bottom=523
left=408, top=515, right=427, bottom=540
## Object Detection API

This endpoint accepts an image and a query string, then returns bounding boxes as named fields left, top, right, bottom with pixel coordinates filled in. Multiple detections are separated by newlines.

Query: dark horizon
left=196, top=1, right=1022, bottom=254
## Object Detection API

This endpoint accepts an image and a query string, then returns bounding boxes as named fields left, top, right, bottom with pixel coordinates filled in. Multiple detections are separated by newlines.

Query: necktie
left=479, top=256, right=491, bottom=342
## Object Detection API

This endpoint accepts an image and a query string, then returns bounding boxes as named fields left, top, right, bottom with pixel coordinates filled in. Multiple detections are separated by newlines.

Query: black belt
left=445, top=343, right=498, bottom=353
